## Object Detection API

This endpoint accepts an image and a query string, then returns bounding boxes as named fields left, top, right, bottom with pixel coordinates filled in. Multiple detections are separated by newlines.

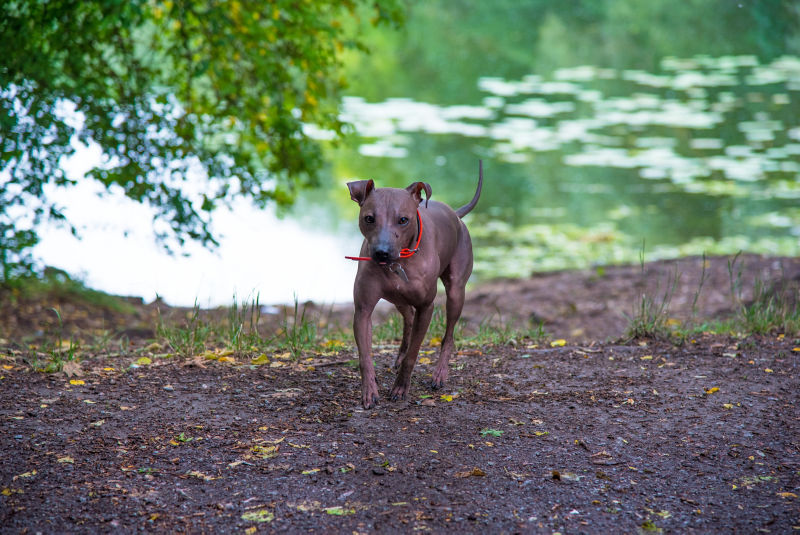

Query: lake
left=35, top=1, right=800, bottom=305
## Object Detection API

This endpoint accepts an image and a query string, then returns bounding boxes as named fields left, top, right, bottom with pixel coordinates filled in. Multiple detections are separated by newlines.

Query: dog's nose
left=372, top=248, right=392, bottom=264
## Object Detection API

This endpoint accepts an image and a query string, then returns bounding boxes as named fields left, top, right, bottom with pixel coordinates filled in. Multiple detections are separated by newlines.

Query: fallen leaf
left=57, top=456, right=74, bottom=464
left=455, top=467, right=487, bottom=478
left=135, top=357, right=152, bottom=366
left=68, top=379, right=85, bottom=386
left=90, top=419, right=105, bottom=427
left=764, top=368, right=773, bottom=373
left=13, top=470, right=36, bottom=481
left=480, top=428, right=503, bottom=437
left=418, top=357, right=432, bottom=365
left=777, top=491, right=797, bottom=498
left=251, top=354, right=270, bottom=365
left=218, top=356, right=236, bottom=364
left=428, top=337, right=442, bottom=347
left=325, top=506, right=356, bottom=515
left=241, top=509, right=274, bottom=523
left=301, top=468, right=320, bottom=475
left=62, top=361, right=83, bottom=377
left=704, top=387, right=719, bottom=394
left=186, top=470, right=215, bottom=481
left=440, top=394, right=453, bottom=402
left=550, top=339, right=567, bottom=347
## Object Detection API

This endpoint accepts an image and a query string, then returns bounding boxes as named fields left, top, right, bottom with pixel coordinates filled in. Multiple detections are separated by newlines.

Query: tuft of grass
left=727, top=253, right=800, bottom=335
left=276, top=296, right=321, bottom=357
left=373, top=313, right=404, bottom=344
left=157, top=299, right=212, bottom=357
left=224, top=293, right=264, bottom=352
left=625, top=247, right=679, bottom=340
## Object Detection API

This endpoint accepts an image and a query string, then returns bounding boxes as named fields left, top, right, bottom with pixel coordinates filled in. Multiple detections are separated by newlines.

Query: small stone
left=163, top=385, right=174, bottom=392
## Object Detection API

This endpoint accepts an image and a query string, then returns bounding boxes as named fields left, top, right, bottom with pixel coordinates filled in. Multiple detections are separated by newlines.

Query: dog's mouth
left=370, top=248, right=396, bottom=265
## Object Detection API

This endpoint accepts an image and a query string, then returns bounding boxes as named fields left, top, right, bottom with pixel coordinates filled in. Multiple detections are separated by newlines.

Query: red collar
left=346, top=210, right=423, bottom=262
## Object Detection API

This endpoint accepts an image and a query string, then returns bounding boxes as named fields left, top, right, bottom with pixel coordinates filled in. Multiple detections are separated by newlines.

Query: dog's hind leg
left=432, top=226, right=473, bottom=389
left=394, top=304, right=415, bottom=370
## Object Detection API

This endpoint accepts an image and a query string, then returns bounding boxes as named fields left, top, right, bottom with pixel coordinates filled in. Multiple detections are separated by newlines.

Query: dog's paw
left=389, top=381, right=410, bottom=402
left=361, top=380, right=380, bottom=409
left=431, top=366, right=448, bottom=389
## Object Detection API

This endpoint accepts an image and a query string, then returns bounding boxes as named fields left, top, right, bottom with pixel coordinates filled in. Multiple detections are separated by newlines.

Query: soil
left=1, top=254, right=799, bottom=533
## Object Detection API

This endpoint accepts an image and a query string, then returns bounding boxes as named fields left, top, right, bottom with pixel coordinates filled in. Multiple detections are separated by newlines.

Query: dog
left=346, top=161, right=483, bottom=408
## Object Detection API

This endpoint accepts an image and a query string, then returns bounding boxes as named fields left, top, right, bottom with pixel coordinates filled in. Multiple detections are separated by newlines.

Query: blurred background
left=5, top=0, right=800, bottom=306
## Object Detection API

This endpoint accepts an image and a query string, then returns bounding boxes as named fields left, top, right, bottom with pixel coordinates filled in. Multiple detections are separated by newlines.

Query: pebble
left=163, top=385, right=174, bottom=392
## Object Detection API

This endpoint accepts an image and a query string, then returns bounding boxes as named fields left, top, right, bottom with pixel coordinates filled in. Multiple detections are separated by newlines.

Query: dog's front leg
left=354, top=299, right=380, bottom=409
left=390, top=302, right=434, bottom=401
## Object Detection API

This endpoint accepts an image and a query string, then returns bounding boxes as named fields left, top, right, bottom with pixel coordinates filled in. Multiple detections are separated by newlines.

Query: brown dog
left=346, top=162, right=483, bottom=408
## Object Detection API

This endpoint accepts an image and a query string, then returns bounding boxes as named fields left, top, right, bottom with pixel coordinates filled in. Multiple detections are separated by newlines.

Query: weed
left=374, top=313, right=404, bottom=343
left=625, top=247, right=679, bottom=340
left=277, top=296, right=320, bottom=357
left=726, top=252, right=800, bottom=335
left=225, top=293, right=264, bottom=351
left=157, top=300, right=212, bottom=357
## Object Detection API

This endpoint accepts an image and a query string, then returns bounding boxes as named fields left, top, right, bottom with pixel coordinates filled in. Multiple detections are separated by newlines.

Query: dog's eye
left=398, top=216, right=409, bottom=225
left=364, top=215, right=375, bottom=224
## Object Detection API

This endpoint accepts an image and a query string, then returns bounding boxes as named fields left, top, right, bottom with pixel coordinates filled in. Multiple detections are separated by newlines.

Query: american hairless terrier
left=346, top=161, right=483, bottom=409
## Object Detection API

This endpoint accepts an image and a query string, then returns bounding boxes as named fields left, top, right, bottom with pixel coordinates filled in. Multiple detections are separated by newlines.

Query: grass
left=4, top=253, right=799, bottom=374
left=624, top=250, right=800, bottom=341
left=624, top=248, right=680, bottom=340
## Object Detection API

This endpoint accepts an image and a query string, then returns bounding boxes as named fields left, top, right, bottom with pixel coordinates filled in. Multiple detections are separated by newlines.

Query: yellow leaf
left=764, top=368, right=773, bottom=373
left=777, top=492, right=797, bottom=498
left=69, top=379, right=85, bottom=386
left=102, top=367, right=115, bottom=371
left=57, top=456, right=74, bottom=464
left=245, top=527, right=257, bottom=535
left=440, top=394, right=453, bottom=402
left=218, top=348, right=234, bottom=357
left=429, top=336, right=442, bottom=346
left=792, top=347, right=800, bottom=352
left=202, top=350, right=217, bottom=360
left=723, top=403, right=733, bottom=409
left=301, top=468, right=320, bottom=475
left=135, top=357, right=152, bottom=366
left=274, top=352, right=291, bottom=360
left=418, top=357, right=432, bottom=365
left=269, top=361, right=286, bottom=368
left=640, top=355, right=653, bottom=360
left=2, top=364, right=13, bottom=370
left=534, top=431, right=549, bottom=436
left=217, top=356, right=235, bottom=364
left=704, top=387, right=719, bottom=394
left=550, top=339, right=566, bottom=347
left=251, top=354, right=270, bottom=365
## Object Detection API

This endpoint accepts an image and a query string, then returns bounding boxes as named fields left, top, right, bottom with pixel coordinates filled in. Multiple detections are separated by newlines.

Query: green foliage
left=0, top=0, right=405, bottom=280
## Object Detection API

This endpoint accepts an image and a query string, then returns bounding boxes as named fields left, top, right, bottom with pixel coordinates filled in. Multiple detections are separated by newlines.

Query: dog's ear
left=347, top=179, right=374, bottom=206
left=406, top=182, right=432, bottom=207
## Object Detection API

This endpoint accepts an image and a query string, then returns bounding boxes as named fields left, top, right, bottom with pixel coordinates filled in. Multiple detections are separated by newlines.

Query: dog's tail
left=455, top=160, right=483, bottom=218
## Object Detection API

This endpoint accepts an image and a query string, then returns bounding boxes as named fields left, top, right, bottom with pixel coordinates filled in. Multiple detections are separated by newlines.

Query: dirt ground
left=1, top=255, right=799, bottom=533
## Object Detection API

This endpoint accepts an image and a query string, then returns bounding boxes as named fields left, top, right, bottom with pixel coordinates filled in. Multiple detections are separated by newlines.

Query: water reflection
left=322, top=55, right=800, bottom=279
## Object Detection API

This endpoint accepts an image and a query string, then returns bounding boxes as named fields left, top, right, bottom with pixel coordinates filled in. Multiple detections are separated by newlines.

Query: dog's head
left=347, top=180, right=431, bottom=264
